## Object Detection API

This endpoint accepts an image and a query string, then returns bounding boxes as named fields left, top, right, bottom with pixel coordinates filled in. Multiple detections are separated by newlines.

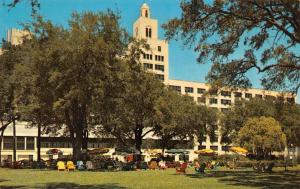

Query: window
left=255, top=94, right=263, bottom=99
left=210, top=146, right=218, bottom=150
left=197, top=97, right=206, bottom=103
left=197, top=88, right=206, bottom=94
left=245, top=93, right=252, bottom=98
left=145, top=10, right=148, bottom=17
left=222, top=146, right=230, bottom=152
left=41, top=141, right=49, bottom=148
left=17, top=137, right=25, bottom=150
left=221, top=99, right=231, bottom=105
left=145, top=27, right=152, bottom=38
left=143, top=53, right=152, bottom=60
left=3, top=136, right=13, bottom=150
left=198, top=146, right=206, bottom=150
left=185, top=87, right=194, bottom=93
left=143, top=63, right=153, bottom=70
left=26, top=137, right=35, bottom=150
left=209, top=90, right=218, bottom=96
left=221, top=91, right=231, bottom=97
left=169, top=85, right=181, bottom=93
left=158, top=46, right=161, bottom=52
left=209, top=98, right=218, bottom=104
left=155, top=64, right=164, bottom=71
left=155, top=74, right=164, bottom=81
left=234, top=92, right=242, bottom=98
left=155, top=55, right=164, bottom=62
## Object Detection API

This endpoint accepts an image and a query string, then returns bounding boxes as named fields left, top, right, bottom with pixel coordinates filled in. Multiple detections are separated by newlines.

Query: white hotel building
left=0, top=3, right=297, bottom=162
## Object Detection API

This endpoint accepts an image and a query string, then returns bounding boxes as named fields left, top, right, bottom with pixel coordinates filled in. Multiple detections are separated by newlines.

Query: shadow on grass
left=34, top=182, right=127, bottom=189
left=0, top=182, right=126, bottom=189
left=185, top=170, right=300, bottom=189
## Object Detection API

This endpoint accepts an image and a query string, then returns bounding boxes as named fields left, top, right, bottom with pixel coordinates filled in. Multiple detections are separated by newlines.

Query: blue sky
left=0, top=0, right=299, bottom=103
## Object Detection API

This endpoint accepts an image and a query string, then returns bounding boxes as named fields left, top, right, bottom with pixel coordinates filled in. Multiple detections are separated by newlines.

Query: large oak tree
left=163, top=0, right=300, bottom=93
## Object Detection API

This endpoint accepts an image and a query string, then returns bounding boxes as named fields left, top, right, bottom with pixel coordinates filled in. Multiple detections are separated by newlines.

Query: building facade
left=0, top=3, right=297, bottom=162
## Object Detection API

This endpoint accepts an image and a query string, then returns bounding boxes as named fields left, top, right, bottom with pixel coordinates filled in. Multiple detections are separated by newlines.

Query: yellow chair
left=57, top=161, right=65, bottom=171
left=66, top=161, right=75, bottom=171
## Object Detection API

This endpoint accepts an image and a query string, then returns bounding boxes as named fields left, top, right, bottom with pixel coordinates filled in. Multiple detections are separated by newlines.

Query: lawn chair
left=86, top=161, right=95, bottom=171
left=139, top=162, right=148, bottom=170
left=176, top=162, right=188, bottom=174
left=57, top=161, right=65, bottom=171
left=148, top=161, right=158, bottom=170
left=159, top=161, right=166, bottom=170
left=263, top=162, right=274, bottom=173
left=195, top=163, right=206, bottom=174
left=77, top=161, right=85, bottom=171
left=66, top=161, right=75, bottom=171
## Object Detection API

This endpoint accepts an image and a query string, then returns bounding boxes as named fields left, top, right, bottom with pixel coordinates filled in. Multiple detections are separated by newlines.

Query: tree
left=163, top=0, right=300, bottom=93
left=220, top=98, right=275, bottom=143
left=0, top=42, right=22, bottom=163
left=274, top=102, right=300, bottom=146
left=220, top=98, right=300, bottom=147
left=154, top=91, right=192, bottom=153
left=14, top=11, right=129, bottom=161
left=154, top=90, right=218, bottom=153
left=95, top=39, right=165, bottom=153
left=12, top=28, right=59, bottom=162
left=4, top=0, right=40, bottom=15
left=238, top=116, right=286, bottom=159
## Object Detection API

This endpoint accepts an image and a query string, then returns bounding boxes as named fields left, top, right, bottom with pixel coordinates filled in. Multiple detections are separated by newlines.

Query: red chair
left=176, top=162, right=188, bottom=174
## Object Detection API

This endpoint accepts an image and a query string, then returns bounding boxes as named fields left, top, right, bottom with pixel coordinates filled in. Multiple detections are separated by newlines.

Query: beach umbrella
left=194, top=149, right=216, bottom=156
left=88, top=148, right=110, bottom=155
left=230, top=147, right=248, bottom=154
left=165, top=149, right=188, bottom=154
left=46, top=149, right=63, bottom=155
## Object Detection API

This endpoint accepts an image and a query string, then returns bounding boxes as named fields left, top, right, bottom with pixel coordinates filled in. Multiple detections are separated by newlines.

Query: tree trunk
left=37, top=123, right=41, bottom=162
left=135, top=127, right=143, bottom=154
left=0, top=130, right=4, bottom=166
left=12, top=118, right=16, bottom=162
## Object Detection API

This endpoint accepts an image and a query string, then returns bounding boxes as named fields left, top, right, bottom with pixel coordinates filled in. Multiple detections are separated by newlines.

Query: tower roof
left=141, top=3, right=149, bottom=9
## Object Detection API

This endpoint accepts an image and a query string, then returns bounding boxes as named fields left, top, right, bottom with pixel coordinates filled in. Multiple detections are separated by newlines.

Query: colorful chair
left=176, top=162, right=187, bottom=174
left=66, top=161, right=75, bottom=171
left=57, top=161, right=65, bottom=171
left=77, top=161, right=85, bottom=171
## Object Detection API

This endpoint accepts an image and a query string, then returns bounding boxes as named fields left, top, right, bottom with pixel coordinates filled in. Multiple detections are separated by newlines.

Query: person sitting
left=176, top=162, right=188, bottom=174
left=194, top=160, right=200, bottom=172
left=159, top=161, right=166, bottom=170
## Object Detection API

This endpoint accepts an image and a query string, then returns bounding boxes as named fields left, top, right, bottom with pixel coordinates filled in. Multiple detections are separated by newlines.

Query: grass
left=0, top=166, right=299, bottom=189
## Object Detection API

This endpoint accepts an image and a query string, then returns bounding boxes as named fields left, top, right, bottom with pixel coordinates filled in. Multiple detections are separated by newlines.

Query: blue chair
left=77, top=161, right=85, bottom=171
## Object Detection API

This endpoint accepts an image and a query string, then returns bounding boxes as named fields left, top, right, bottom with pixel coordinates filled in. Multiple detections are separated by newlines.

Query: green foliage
left=163, top=0, right=300, bottom=93
left=221, top=98, right=300, bottom=146
left=11, top=11, right=129, bottom=160
left=238, top=116, right=286, bottom=157
left=154, top=89, right=218, bottom=151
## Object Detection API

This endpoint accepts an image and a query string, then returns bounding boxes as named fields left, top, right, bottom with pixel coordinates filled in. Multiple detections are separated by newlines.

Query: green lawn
left=0, top=166, right=299, bottom=189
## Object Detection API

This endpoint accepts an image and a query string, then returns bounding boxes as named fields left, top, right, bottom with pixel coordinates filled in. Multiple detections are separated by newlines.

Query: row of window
left=155, top=74, right=164, bottom=81
left=198, top=146, right=231, bottom=151
left=2, top=137, right=34, bottom=150
left=155, top=55, right=164, bottom=62
left=143, top=53, right=165, bottom=62
left=169, top=86, right=295, bottom=103
left=143, top=63, right=164, bottom=71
